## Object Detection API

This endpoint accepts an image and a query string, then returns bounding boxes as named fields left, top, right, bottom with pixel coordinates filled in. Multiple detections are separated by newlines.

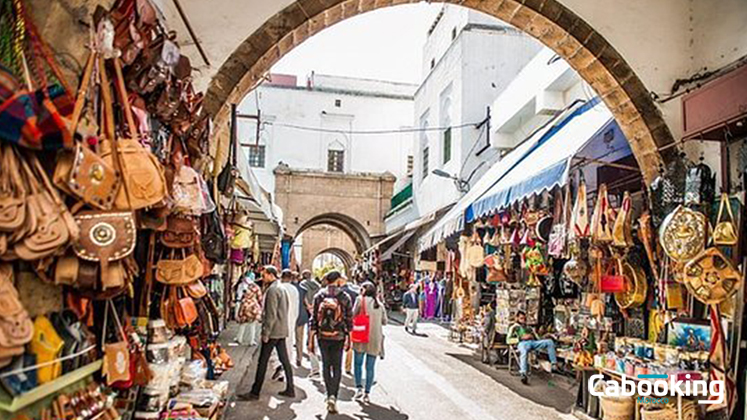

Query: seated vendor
left=507, top=311, right=557, bottom=385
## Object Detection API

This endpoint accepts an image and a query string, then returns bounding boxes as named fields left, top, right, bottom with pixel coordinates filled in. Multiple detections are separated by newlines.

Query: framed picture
left=667, top=319, right=711, bottom=351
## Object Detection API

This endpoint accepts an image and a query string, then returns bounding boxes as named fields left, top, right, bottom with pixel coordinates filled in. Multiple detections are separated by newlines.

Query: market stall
left=0, top=0, right=280, bottom=418
left=419, top=96, right=743, bottom=420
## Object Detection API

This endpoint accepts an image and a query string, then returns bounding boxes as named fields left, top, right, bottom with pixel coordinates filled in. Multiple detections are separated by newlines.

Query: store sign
left=589, top=374, right=724, bottom=405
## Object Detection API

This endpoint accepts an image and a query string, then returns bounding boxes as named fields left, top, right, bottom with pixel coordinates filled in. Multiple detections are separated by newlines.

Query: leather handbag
left=591, top=184, right=615, bottom=243
left=600, top=260, right=626, bottom=293
left=659, top=205, right=707, bottom=262
left=102, top=300, right=131, bottom=386
left=0, top=145, right=27, bottom=232
left=547, top=188, right=567, bottom=258
left=484, top=254, right=507, bottom=283
left=156, top=250, right=203, bottom=285
left=53, top=52, right=121, bottom=210
left=0, top=264, right=33, bottom=365
left=160, top=216, right=197, bottom=248
left=571, top=178, right=590, bottom=238
left=13, top=151, right=77, bottom=261
left=29, top=315, right=64, bottom=384
left=173, top=287, right=198, bottom=327
left=684, top=247, right=741, bottom=305
left=712, top=193, right=737, bottom=246
left=612, top=191, right=635, bottom=248
left=185, top=279, right=207, bottom=299
left=100, top=57, right=167, bottom=211
left=172, top=165, right=206, bottom=215
left=73, top=211, right=136, bottom=275
left=201, top=210, right=227, bottom=264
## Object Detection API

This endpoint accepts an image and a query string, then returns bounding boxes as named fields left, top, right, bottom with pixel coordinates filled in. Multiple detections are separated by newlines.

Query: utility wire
left=263, top=121, right=482, bottom=135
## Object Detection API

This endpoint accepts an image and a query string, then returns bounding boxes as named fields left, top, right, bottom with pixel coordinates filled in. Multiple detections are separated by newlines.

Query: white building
left=385, top=5, right=542, bottom=233
left=236, top=73, right=417, bottom=193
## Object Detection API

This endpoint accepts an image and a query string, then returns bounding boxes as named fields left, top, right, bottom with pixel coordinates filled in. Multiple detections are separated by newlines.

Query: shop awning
left=467, top=97, right=611, bottom=220
left=417, top=104, right=575, bottom=253
left=380, top=230, right=417, bottom=261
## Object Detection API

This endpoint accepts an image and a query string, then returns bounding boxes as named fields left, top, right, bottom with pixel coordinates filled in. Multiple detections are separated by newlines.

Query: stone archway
left=206, top=0, right=674, bottom=183
left=313, top=247, right=356, bottom=274
left=295, top=213, right=372, bottom=254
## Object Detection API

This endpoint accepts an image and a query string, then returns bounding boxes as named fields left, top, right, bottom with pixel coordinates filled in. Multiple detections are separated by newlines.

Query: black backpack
left=317, top=291, right=344, bottom=338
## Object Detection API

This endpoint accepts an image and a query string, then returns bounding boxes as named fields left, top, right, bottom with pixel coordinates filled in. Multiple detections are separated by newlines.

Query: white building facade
left=236, top=73, right=417, bottom=194
left=386, top=5, right=542, bottom=233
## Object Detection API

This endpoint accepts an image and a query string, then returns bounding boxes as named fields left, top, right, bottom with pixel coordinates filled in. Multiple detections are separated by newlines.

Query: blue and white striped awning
left=467, top=97, right=612, bottom=221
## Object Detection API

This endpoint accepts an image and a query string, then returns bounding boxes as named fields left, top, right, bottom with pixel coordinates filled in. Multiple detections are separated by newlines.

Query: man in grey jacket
left=239, top=266, right=295, bottom=400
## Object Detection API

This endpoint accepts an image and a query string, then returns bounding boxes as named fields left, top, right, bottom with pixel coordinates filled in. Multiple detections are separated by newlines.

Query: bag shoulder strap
left=716, top=193, right=734, bottom=224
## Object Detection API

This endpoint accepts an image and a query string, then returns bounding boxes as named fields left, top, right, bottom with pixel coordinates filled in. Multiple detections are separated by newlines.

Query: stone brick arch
left=296, top=213, right=372, bottom=254
left=206, top=0, right=675, bottom=183
left=313, top=247, right=356, bottom=274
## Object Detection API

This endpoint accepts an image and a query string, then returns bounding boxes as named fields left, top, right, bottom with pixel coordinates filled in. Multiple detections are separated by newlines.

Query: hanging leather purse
left=172, top=165, right=206, bottom=215
left=591, top=184, right=615, bottom=243
left=712, top=193, right=737, bottom=246
left=53, top=52, right=121, bottom=210
left=100, top=57, right=167, bottom=211
left=659, top=205, right=707, bottom=262
left=600, top=259, right=626, bottom=293
left=102, top=300, right=131, bottom=386
left=185, top=279, right=207, bottom=299
left=484, top=254, right=507, bottom=283
left=160, top=216, right=197, bottom=248
left=156, top=249, right=203, bottom=285
left=173, top=287, right=198, bottom=327
left=0, top=264, right=33, bottom=366
left=683, top=247, right=741, bottom=305
left=571, top=178, right=590, bottom=238
left=612, top=191, right=635, bottom=248
left=14, top=151, right=76, bottom=261
left=0, top=145, right=27, bottom=232
left=73, top=211, right=136, bottom=276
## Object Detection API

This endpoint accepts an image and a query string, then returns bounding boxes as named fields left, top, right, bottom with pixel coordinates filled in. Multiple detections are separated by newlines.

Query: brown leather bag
left=73, top=211, right=136, bottom=276
left=14, top=151, right=76, bottom=260
left=174, top=287, right=198, bottom=327
left=0, top=145, right=27, bottom=232
left=53, top=52, right=121, bottom=210
left=100, top=57, right=167, bottom=211
left=185, top=279, right=207, bottom=299
left=0, top=264, right=33, bottom=365
left=160, top=216, right=196, bottom=248
left=155, top=250, right=203, bottom=285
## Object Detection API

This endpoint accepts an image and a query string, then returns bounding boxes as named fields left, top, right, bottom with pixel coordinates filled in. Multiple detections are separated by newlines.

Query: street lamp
left=432, top=169, right=470, bottom=193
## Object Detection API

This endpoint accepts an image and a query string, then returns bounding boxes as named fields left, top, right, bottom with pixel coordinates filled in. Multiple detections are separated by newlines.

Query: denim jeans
left=517, top=339, right=557, bottom=375
left=353, top=351, right=377, bottom=393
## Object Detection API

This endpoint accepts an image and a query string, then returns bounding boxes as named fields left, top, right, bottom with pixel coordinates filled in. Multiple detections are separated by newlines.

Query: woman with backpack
left=351, top=281, right=387, bottom=404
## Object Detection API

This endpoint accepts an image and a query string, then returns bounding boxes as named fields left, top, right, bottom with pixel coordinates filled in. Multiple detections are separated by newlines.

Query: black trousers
left=250, top=338, right=294, bottom=395
left=318, top=339, right=345, bottom=398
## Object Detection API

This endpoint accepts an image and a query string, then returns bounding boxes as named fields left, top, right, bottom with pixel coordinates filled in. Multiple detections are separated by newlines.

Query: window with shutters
left=328, top=149, right=344, bottom=172
left=406, top=155, right=414, bottom=177
left=442, top=128, right=452, bottom=164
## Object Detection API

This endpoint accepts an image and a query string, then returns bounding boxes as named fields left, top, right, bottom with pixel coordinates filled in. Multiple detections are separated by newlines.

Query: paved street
left=220, top=317, right=577, bottom=420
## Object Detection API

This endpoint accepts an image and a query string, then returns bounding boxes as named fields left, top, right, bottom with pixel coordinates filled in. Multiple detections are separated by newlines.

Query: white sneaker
left=353, top=388, right=364, bottom=400
left=309, top=370, right=320, bottom=377
left=326, top=396, right=338, bottom=414
left=362, top=394, right=370, bottom=404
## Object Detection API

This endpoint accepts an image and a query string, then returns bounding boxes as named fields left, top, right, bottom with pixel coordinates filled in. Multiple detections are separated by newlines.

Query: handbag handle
left=716, top=193, right=735, bottom=225
left=102, top=300, right=128, bottom=348
left=69, top=51, right=97, bottom=136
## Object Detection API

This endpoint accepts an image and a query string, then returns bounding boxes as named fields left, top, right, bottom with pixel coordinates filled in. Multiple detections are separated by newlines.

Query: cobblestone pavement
left=220, top=316, right=577, bottom=420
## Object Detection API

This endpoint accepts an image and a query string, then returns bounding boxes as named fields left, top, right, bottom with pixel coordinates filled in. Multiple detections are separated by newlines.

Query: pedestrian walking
left=300, top=271, right=322, bottom=376
left=309, top=270, right=353, bottom=414
left=272, top=269, right=299, bottom=381
left=352, top=282, right=387, bottom=404
left=235, top=272, right=262, bottom=346
left=239, top=266, right=295, bottom=401
left=339, top=275, right=359, bottom=375
left=292, top=271, right=309, bottom=367
left=403, top=284, right=419, bottom=334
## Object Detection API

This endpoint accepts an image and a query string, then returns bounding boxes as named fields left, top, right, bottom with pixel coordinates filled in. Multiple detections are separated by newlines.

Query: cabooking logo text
left=589, top=373, right=724, bottom=405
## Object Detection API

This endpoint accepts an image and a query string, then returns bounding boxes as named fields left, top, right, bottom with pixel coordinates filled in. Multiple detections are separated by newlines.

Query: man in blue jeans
left=507, top=311, right=557, bottom=385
